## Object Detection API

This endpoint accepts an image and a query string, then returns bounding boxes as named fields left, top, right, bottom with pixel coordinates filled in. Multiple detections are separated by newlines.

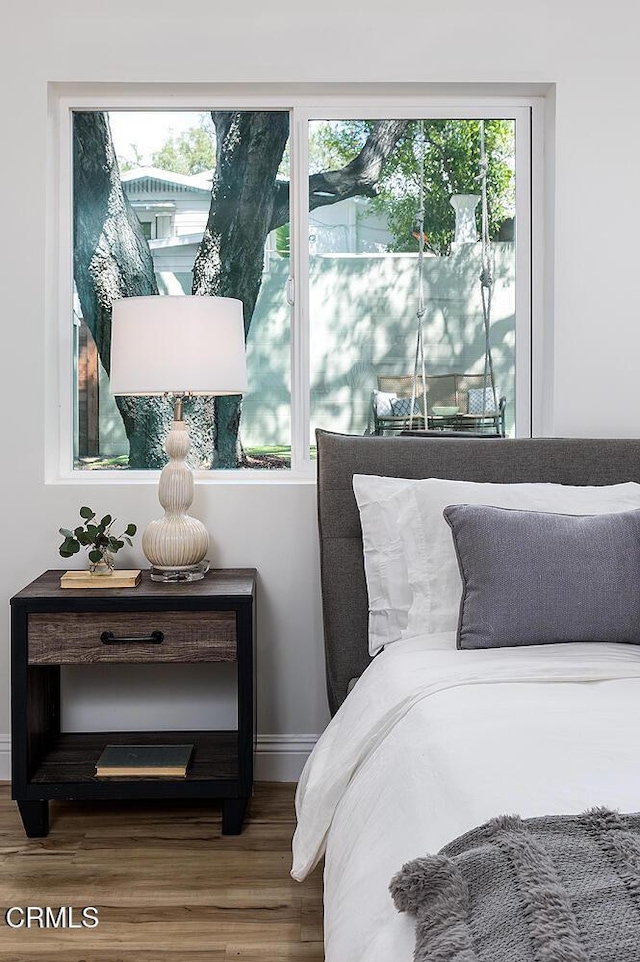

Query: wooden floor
left=0, top=782, right=324, bottom=961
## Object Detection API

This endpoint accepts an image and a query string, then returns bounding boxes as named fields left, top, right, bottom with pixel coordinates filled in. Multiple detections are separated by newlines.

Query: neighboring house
left=120, top=166, right=395, bottom=291
left=121, top=166, right=213, bottom=233
left=121, top=167, right=214, bottom=294
left=308, top=196, right=393, bottom=255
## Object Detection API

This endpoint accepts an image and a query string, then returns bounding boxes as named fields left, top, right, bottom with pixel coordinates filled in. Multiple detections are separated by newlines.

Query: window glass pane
left=73, top=109, right=291, bottom=470
left=308, top=118, right=517, bottom=449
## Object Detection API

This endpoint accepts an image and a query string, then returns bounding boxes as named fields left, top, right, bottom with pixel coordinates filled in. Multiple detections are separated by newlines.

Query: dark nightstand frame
left=10, top=568, right=256, bottom=838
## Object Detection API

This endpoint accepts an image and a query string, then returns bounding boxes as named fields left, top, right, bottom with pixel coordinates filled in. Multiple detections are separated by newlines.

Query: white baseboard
left=0, top=733, right=318, bottom=785
left=0, top=735, right=10, bottom=781
left=255, top=734, right=318, bottom=782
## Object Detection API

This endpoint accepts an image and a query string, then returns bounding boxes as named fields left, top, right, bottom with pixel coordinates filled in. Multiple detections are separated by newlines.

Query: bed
left=292, top=431, right=640, bottom=962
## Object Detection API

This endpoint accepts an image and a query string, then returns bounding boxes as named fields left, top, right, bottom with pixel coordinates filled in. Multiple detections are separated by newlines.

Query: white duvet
left=292, top=636, right=640, bottom=962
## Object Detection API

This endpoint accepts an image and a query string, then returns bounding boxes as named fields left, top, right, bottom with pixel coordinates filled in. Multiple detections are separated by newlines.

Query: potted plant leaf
left=59, top=507, right=137, bottom=575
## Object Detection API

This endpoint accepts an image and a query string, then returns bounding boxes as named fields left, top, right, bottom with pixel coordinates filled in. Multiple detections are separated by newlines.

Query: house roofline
left=121, top=166, right=213, bottom=192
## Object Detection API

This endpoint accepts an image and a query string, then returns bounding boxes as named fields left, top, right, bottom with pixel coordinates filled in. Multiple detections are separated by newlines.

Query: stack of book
left=95, top=744, right=193, bottom=778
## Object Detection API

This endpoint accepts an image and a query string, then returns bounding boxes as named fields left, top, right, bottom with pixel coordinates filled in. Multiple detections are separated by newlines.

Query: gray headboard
left=316, top=430, right=640, bottom=715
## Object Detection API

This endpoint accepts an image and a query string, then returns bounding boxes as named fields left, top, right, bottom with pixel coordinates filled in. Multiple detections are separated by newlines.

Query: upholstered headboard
left=316, top=430, right=640, bottom=715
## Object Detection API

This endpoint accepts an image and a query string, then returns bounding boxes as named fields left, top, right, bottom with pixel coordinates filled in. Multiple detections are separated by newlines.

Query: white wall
left=1, top=0, right=638, bottom=780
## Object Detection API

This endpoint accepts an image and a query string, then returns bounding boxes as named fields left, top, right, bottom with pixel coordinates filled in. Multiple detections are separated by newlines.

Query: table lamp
left=110, top=295, right=248, bottom=582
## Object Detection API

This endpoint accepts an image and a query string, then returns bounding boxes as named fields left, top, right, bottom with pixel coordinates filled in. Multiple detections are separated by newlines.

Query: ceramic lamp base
left=142, top=418, right=210, bottom=578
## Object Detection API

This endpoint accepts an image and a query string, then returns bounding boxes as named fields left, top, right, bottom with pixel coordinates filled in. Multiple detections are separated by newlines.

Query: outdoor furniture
left=371, top=376, right=426, bottom=435
left=372, top=374, right=506, bottom=436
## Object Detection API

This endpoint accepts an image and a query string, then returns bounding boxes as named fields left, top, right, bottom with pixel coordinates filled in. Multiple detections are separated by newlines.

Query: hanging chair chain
left=410, top=120, right=428, bottom=429
left=476, top=120, right=499, bottom=420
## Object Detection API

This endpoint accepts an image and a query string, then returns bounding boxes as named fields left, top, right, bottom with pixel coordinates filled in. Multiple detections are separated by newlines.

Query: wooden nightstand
left=10, top=568, right=256, bottom=838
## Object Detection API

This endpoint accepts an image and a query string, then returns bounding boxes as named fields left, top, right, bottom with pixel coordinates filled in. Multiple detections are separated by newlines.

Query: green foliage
left=277, top=124, right=353, bottom=179
left=151, top=116, right=216, bottom=175
left=59, top=507, right=137, bottom=561
left=308, top=119, right=370, bottom=173
left=275, top=223, right=290, bottom=257
left=311, top=119, right=514, bottom=255
left=385, top=119, right=513, bottom=255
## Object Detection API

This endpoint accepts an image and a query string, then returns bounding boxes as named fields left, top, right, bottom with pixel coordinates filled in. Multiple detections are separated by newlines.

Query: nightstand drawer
left=27, top=611, right=237, bottom=664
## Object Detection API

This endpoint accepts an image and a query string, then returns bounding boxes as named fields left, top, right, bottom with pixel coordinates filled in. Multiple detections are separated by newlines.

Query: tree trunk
left=192, top=112, right=289, bottom=467
left=73, top=111, right=173, bottom=469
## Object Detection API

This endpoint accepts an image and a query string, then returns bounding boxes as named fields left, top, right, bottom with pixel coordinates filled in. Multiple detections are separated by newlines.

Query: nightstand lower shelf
left=28, top=730, right=239, bottom=784
left=18, top=729, right=250, bottom=837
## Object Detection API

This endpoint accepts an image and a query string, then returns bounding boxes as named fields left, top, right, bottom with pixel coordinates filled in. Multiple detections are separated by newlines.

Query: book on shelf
left=95, top=744, right=194, bottom=777
left=60, top=569, right=142, bottom=589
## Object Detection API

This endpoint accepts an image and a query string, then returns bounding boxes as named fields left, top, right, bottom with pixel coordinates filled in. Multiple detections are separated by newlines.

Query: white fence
left=95, top=242, right=516, bottom=457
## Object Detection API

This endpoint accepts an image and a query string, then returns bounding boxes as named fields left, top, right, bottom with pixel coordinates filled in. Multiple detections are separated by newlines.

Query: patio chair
left=372, top=375, right=427, bottom=435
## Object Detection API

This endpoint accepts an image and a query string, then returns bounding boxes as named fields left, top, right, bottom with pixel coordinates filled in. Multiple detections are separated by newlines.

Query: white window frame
left=46, top=84, right=546, bottom=485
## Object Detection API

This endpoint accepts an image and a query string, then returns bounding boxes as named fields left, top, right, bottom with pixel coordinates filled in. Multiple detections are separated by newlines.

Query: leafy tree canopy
left=310, top=119, right=515, bottom=255
left=151, top=114, right=216, bottom=175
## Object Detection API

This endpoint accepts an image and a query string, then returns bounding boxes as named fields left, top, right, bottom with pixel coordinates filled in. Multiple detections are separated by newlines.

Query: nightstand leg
left=17, top=800, right=49, bottom=838
left=222, top=796, right=248, bottom=835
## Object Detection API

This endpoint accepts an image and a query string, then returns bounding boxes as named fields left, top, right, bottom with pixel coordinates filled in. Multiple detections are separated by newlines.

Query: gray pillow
left=442, top=503, right=640, bottom=650
left=390, top=396, right=421, bottom=417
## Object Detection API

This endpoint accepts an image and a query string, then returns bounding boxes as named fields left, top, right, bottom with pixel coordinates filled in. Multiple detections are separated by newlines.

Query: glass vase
left=89, top=549, right=115, bottom=576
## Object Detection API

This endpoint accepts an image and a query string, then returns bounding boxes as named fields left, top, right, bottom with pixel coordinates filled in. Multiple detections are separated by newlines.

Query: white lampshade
left=110, top=295, right=248, bottom=396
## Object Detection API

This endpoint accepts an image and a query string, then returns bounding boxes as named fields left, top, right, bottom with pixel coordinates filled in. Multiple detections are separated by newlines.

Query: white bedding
left=292, top=636, right=640, bottom=962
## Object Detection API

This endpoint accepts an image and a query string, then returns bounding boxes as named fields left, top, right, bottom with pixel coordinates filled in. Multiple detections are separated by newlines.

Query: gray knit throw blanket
left=390, top=808, right=640, bottom=962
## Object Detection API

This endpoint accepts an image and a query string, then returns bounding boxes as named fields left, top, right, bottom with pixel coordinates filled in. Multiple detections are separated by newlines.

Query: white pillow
left=394, top=478, right=640, bottom=638
left=467, top=386, right=499, bottom=414
left=352, top=474, right=415, bottom=655
left=373, top=390, right=397, bottom=417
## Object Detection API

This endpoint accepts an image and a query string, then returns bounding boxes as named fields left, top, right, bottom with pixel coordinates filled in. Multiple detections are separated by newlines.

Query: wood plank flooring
left=0, top=782, right=324, bottom=961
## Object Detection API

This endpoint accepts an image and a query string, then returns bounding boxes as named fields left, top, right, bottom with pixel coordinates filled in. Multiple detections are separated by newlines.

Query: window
left=71, top=109, right=291, bottom=471
left=155, top=214, right=173, bottom=239
left=132, top=212, right=174, bottom=241
left=62, top=93, right=535, bottom=475
left=306, top=117, right=520, bottom=449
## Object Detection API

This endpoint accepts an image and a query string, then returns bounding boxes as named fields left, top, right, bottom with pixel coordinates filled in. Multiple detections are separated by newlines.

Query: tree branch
left=269, top=119, right=408, bottom=232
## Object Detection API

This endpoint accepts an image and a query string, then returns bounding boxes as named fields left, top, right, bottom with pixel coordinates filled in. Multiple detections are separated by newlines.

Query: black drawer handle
left=100, top=630, right=165, bottom=645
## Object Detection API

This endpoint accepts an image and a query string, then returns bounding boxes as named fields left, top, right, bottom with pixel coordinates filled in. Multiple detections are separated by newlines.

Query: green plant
left=59, top=507, right=137, bottom=565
